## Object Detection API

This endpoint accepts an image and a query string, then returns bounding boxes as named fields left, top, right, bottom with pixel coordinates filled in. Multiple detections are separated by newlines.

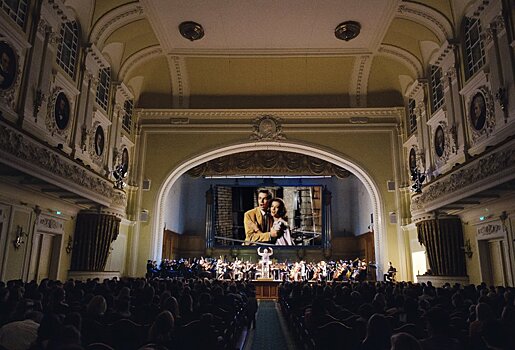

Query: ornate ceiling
left=73, top=0, right=468, bottom=110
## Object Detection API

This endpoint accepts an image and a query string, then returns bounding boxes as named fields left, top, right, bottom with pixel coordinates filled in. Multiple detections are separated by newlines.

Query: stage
left=252, top=279, right=280, bottom=300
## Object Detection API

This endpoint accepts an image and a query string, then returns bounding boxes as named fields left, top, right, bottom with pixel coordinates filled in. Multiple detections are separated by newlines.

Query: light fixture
left=179, top=21, right=204, bottom=41
left=462, top=239, right=473, bottom=259
left=335, top=21, right=361, bottom=41
left=66, top=236, right=73, bottom=254
left=13, top=226, right=27, bottom=249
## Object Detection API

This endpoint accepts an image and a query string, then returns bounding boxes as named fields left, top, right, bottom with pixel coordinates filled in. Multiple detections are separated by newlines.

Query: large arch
left=151, top=141, right=388, bottom=277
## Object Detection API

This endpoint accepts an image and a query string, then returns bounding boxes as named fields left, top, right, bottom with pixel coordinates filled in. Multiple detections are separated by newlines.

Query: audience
left=279, top=279, right=515, bottom=350
left=0, top=264, right=513, bottom=350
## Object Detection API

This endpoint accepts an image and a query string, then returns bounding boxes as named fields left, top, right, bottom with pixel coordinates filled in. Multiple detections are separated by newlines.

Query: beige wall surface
left=134, top=124, right=402, bottom=276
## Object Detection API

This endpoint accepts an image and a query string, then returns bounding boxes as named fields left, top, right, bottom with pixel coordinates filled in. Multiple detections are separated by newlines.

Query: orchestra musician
left=384, top=261, right=397, bottom=282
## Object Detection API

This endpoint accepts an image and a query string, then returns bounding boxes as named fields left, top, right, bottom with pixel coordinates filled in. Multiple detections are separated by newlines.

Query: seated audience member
left=361, top=313, right=392, bottom=350
left=480, top=319, right=510, bottom=350
left=28, top=313, right=63, bottom=350
left=420, top=307, right=463, bottom=350
left=469, top=302, right=494, bottom=350
left=0, top=311, right=42, bottom=350
left=391, top=332, right=422, bottom=350
left=146, top=310, right=175, bottom=348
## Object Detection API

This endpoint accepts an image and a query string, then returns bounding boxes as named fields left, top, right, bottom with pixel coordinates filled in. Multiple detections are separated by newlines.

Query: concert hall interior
left=0, top=0, right=515, bottom=348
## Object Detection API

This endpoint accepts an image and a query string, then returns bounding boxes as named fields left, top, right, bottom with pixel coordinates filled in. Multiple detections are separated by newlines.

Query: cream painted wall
left=0, top=182, right=79, bottom=282
left=134, top=123, right=403, bottom=277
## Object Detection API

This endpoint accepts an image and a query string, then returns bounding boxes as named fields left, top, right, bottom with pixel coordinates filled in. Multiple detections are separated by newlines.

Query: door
left=487, top=239, right=506, bottom=286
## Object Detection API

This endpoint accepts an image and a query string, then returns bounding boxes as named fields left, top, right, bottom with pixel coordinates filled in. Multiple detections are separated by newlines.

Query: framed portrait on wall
left=434, top=125, right=444, bottom=157
left=409, top=147, right=417, bottom=171
left=469, top=92, right=486, bottom=131
left=0, top=41, right=17, bottom=90
left=94, top=125, right=104, bottom=156
left=54, top=92, right=70, bottom=130
left=121, top=147, right=129, bottom=174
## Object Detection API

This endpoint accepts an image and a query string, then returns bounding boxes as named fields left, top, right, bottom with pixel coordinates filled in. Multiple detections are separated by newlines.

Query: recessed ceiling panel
left=187, top=56, right=355, bottom=96
left=383, top=18, right=439, bottom=63
left=105, top=19, right=159, bottom=63
left=141, top=0, right=399, bottom=53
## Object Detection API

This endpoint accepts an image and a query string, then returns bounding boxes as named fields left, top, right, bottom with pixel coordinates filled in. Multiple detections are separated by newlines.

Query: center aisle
left=244, top=300, right=296, bottom=350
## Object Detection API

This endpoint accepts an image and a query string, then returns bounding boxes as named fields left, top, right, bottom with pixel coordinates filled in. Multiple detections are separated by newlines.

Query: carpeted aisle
left=245, top=300, right=295, bottom=350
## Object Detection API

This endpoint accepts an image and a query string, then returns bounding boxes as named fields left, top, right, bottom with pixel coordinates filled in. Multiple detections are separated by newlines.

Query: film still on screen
left=213, top=186, right=324, bottom=247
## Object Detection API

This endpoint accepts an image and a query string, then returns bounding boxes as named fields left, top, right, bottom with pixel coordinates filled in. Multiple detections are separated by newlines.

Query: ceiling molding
left=165, top=48, right=374, bottom=58
left=168, top=55, right=189, bottom=108
left=136, top=108, right=404, bottom=121
left=378, top=44, right=423, bottom=78
left=89, top=2, right=145, bottom=49
left=396, top=2, right=453, bottom=42
left=140, top=0, right=174, bottom=51
left=119, top=45, right=163, bottom=81
left=369, top=0, right=402, bottom=51
left=349, top=55, right=373, bottom=108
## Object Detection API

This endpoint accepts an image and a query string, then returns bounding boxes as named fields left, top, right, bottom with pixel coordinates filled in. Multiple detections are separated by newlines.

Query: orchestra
left=146, top=257, right=374, bottom=282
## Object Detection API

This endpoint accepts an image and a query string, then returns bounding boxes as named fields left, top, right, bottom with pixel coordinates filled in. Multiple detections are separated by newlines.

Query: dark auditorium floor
left=244, top=300, right=296, bottom=350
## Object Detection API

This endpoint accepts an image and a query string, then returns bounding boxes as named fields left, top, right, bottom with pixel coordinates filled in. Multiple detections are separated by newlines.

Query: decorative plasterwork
left=85, top=44, right=110, bottom=70
left=0, top=15, right=32, bottom=50
left=39, top=0, right=75, bottom=34
left=0, top=35, right=25, bottom=110
left=169, top=55, right=189, bottom=108
left=250, top=115, right=286, bottom=141
left=477, top=222, right=504, bottom=240
left=396, top=2, right=452, bottom=42
left=350, top=55, right=372, bottom=107
left=411, top=142, right=515, bottom=212
left=428, top=41, right=457, bottom=67
left=465, top=0, right=492, bottom=18
left=405, top=79, right=427, bottom=99
left=136, top=108, right=405, bottom=120
left=0, top=121, right=126, bottom=215
left=114, top=81, right=133, bottom=102
left=467, top=86, right=496, bottom=143
left=45, top=87, right=71, bottom=139
left=37, top=215, right=64, bottom=234
left=119, top=45, right=163, bottom=81
left=90, top=3, right=145, bottom=48
left=378, top=44, right=423, bottom=78
left=187, top=151, right=351, bottom=178
left=433, top=120, right=452, bottom=167
left=88, top=120, right=106, bottom=167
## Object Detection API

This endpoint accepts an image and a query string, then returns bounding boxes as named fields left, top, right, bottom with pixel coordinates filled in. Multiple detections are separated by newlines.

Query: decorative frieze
left=37, top=215, right=64, bottom=234
left=0, top=121, right=127, bottom=214
left=411, top=145, right=515, bottom=210
left=477, top=223, right=504, bottom=240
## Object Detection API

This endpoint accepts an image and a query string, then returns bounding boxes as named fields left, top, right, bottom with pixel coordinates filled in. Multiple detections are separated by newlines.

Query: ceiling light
left=179, top=21, right=204, bottom=41
left=335, top=21, right=361, bottom=41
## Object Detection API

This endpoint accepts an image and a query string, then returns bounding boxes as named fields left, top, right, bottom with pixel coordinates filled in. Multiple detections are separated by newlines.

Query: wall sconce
left=462, top=239, right=473, bottom=259
left=65, top=236, right=73, bottom=254
left=12, top=226, right=27, bottom=249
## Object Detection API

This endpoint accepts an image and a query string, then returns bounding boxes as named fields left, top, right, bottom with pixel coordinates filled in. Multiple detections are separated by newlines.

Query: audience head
left=475, top=302, right=494, bottom=322
left=390, top=332, right=422, bottom=350
left=148, top=310, right=175, bottom=343
left=423, top=307, right=449, bottom=335
left=86, top=295, right=107, bottom=317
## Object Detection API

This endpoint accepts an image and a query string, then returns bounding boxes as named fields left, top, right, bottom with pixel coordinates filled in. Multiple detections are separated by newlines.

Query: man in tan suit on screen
left=244, top=189, right=278, bottom=244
